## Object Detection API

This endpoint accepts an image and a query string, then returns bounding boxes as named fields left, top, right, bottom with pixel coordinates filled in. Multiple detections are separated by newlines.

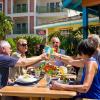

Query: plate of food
left=15, top=74, right=39, bottom=85
left=59, top=66, right=68, bottom=75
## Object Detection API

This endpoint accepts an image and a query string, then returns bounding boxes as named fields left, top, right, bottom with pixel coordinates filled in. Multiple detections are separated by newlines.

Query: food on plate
left=15, top=74, right=37, bottom=83
left=43, top=63, right=59, bottom=76
left=59, top=66, right=68, bottom=75
left=23, top=74, right=32, bottom=78
left=43, top=63, right=57, bottom=72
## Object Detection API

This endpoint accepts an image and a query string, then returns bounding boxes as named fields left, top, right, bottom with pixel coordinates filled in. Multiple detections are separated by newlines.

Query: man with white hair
left=52, top=34, right=100, bottom=72
left=88, top=34, right=100, bottom=63
left=0, top=40, right=48, bottom=87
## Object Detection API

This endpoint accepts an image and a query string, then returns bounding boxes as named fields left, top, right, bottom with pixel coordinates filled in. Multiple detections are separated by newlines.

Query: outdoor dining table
left=0, top=75, right=77, bottom=100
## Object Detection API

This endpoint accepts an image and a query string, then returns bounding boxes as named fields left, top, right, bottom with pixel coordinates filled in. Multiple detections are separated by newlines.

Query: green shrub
left=48, top=29, right=82, bottom=56
left=6, top=34, right=45, bottom=57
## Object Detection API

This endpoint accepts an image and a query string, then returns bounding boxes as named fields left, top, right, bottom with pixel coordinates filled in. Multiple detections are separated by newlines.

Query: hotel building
left=0, top=0, right=82, bottom=37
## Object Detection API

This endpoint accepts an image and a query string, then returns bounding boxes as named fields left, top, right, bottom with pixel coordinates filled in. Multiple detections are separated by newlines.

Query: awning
left=61, top=0, right=100, bottom=39
left=34, top=17, right=99, bottom=29
left=61, top=0, right=100, bottom=16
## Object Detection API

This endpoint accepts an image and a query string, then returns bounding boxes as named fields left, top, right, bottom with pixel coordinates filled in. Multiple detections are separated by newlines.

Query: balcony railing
left=13, top=28, right=28, bottom=34
left=13, top=4, right=28, bottom=13
left=36, top=6, right=64, bottom=13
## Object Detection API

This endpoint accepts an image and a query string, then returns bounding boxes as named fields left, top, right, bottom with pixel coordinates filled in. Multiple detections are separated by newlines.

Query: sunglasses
left=20, top=43, right=27, bottom=47
left=52, top=42, right=59, bottom=44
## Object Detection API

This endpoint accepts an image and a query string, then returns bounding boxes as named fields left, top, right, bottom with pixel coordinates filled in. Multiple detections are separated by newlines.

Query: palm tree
left=0, top=12, right=13, bottom=40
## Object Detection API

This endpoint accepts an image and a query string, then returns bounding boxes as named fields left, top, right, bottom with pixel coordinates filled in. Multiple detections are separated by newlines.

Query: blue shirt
left=55, top=49, right=65, bottom=66
left=0, top=54, right=18, bottom=87
left=79, top=57, right=100, bottom=99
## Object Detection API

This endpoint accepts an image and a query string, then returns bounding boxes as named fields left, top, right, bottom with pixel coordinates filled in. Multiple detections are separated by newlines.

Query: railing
left=13, top=4, right=28, bottom=13
left=13, top=29, right=28, bottom=34
left=36, top=6, right=64, bottom=13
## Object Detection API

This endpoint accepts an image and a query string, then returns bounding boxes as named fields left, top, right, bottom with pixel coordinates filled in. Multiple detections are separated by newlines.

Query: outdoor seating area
left=0, top=0, right=100, bottom=100
left=0, top=74, right=77, bottom=100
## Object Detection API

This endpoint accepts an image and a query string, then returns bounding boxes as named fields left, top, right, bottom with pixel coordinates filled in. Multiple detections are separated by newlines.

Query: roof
left=61, top=0, right=100, bottom=16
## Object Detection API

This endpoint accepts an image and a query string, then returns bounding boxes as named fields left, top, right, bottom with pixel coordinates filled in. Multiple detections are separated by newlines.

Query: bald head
left=51, top=37, right=60, bottom=43
left=51, top=37, right=61, bottom=49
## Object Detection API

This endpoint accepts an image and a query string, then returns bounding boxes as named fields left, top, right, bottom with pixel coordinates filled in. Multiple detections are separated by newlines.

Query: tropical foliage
left=5, top=26, right=97, bottom=56
left=6, top=35, right=45, bottom=57
left=48, top=28, right=83, bottom=56
left=0, top=12, right=13, bottom=40
left=6, top=37, right=16, bottom=51
left=16, top=35, right=45, bottom=57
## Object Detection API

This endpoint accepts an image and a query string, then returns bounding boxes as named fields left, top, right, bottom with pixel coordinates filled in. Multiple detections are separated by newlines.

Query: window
left=22, top=23, right=27, bottom=33
left=50, top=3, right=55, bottom=12
left=15, top=23, right=27, bottom=34
left=47, top=3, right=50, bottom=12
left=16, top=4, right=27, bottom=13
left=16, top=24, right=21, bottom=30
left=16, top=23, right=21, bottom=34
left=0, top=3, right=3, bottom=12
left=17, top=4, right=21, bottom=12
left=22, top=4, right=27, bottom=12
left=56, top=2, right=60, bottom=11
left=47, top=2, right=60, bottom=12
left=56, top=2, right=60, bottom=8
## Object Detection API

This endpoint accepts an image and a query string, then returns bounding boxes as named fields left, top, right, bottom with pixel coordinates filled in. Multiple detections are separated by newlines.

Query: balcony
left=13, top=4, right=28, bottom=13
left=13, top=28, right=28, bottom=34
left=36, top=6, right=64, bottom=13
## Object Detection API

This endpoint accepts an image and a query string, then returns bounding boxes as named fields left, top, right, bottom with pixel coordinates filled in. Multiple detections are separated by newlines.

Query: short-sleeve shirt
left=0, top=54, right=18, bottom=87
left=55, top=49, right=65, bottom=66
left=9, top=51, right=26, bottom=79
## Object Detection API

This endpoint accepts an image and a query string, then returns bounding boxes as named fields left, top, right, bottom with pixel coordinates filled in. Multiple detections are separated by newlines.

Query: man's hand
left=40, top=53, right=49, bottom=60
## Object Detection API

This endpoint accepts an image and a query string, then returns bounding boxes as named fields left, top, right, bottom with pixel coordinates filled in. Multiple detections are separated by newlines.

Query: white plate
left=15, top=75, right=38, bottom=83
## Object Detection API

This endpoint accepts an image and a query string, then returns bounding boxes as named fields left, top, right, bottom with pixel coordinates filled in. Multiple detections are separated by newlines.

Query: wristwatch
left=59, top=55, right=62, bottom=60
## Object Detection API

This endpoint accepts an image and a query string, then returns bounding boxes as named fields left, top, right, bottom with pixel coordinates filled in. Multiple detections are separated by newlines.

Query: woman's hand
left=50, top=81, right=63, bottom=90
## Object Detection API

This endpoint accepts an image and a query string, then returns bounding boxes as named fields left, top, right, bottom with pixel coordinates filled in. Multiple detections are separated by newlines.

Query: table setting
left=2, top=62, right=77, bottom=100
left=7, top=45, right=77, bottom=87
left=8, top=60, right=76, bottom=87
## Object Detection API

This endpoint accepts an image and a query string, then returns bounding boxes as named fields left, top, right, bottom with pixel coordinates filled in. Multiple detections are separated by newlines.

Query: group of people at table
left=0, top=34, right=100, bottom=99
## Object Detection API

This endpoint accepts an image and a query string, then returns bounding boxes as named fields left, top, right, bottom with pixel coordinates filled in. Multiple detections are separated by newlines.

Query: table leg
left=44, top=97, right=51, bottom=100
left=44, top=98, right=60, bottom=100
left=29, top=97, right=40, bottom=100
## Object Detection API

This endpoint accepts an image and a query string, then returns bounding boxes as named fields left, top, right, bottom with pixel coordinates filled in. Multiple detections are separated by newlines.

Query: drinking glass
left=44, top=74, right=51, bottom=86
left=35, top=69, right=41, bottom=78
left=44, top=45, right=51, bottom=59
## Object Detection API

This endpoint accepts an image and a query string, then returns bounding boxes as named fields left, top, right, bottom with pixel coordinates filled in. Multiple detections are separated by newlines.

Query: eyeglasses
left=20, top=43, right=27, bottom=47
